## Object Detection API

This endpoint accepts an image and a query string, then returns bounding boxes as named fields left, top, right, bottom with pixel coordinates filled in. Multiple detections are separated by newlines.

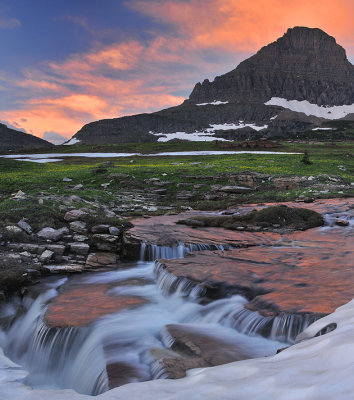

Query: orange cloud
left=2, top=0, right=353, bottom=141
left=130, top=0, right=354, bottom=54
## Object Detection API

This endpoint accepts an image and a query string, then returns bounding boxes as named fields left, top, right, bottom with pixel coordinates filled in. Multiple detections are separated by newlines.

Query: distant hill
left=69, top=27, right=354, bottom=145
left=0, top=123, right=53, bottom=152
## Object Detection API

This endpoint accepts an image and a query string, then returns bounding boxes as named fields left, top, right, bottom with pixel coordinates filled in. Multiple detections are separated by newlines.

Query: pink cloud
left=2, top=0, right=353, bottom=140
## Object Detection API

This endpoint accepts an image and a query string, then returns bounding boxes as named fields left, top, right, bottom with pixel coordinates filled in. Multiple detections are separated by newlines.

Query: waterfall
left=4, top=290, right=109, bottom=395
left=153, top=265, right=322, bottom=343
left=140, top=241, right=229, bottom=261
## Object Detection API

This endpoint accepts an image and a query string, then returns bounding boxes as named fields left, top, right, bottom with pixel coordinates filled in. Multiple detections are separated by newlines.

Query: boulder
left=39, top=250, right=54, bottom=263
left=37, top=227, right=65, bottom=242
left=64, top=209, right=88, bottom=222
left=69, top=221, right=87, bottom=234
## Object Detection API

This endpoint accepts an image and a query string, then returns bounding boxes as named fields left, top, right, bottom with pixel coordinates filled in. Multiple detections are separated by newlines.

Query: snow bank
left=150, top=122, right=268, bottom=142
left=63, top=138, right=81, bottom=146
left=149, top=131, right=229, bottom=142
left=265, top=97, right=354, bottom=119
left=1, top=299, right=354, bottom=399
left=312, top=127, right=334, bottom=131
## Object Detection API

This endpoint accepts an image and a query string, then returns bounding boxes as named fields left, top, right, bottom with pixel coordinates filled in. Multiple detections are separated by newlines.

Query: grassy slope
left=0, top=141, right=353, bottom=223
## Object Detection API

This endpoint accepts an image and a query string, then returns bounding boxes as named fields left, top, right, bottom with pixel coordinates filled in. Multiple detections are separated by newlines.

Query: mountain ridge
left=70, top=27, right=354, bottom=145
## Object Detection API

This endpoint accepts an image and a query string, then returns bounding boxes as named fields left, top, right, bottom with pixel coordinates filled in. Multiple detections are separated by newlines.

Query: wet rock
left=153, top=324, right=251, bottom=379
left=335, top=219, right=349, bottom=226
left=64, top=209, right=88, bottom=222
left=86, top=252, right=117, bottom=268
left=45, top=284, right=147, bottom=327
left=69, top=221, right=87, bottom=234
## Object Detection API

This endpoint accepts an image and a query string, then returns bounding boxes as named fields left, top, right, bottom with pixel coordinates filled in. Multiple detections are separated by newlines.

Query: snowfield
left=265, top=97, right=354, bottom=119
left=149, top=122, right=268, bottom=142
left=1, top=299, right=354, bottom=399
left=196, top=101, right=229, bottom=106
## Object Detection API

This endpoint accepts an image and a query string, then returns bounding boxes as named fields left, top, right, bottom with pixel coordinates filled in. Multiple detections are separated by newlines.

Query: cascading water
left=0, top=241, right=317, bottom=396
left=140, top=241, right=230, bottom=262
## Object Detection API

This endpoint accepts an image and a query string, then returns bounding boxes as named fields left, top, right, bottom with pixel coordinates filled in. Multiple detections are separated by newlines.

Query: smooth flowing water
left=0, top=245, right=291, bottom=396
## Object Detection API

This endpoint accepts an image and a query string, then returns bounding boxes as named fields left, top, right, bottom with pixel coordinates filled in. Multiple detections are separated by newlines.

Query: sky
left=0, top=0, right=353, bottom=144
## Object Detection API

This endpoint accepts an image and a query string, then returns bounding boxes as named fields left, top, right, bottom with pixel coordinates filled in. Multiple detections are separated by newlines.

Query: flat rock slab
left=159, top=232, right=353, bottom=314
left=45, top=284, right=147, bottom=327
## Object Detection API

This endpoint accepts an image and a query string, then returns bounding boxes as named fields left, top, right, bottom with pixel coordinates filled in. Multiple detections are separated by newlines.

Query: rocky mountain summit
left=189, top=27, right=354, bottom=106
left=0, top=123, right=53, bottom=152
left=70, top=27, right=354, bottom=145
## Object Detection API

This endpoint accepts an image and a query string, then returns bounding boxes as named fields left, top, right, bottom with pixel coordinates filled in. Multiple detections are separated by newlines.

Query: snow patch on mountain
left=196, top=101, right=229, bottom=106
left=265, top=98, right=354, bottom=119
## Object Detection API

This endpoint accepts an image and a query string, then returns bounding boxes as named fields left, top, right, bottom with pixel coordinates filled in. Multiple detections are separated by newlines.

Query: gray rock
left=63, top=177, right=72, bottom=182
left=64, top=209, right=88, bottom=222
left=69, top=221, right=87, bottom=234
left=73, top=235, right=88, bottom=242
left=43, top=264, right=84, bottom=273
left=92, top=234, right=118, bottom=243
left=37, top=227, right=64, bottom=242
left=69, top=242, right=90, bottom=255
left=91, top=224, right=110, bottom=233
left=216, top=186, right=253, bottom=193
left=5, top=225, right=23, bottom=235
left=109, top=226, right=120, bottom=236
left=17, top=219, right=32, bottom=234
left=40, top=250, right=54, bottom=262
left=46, top=244, right=66, bottom=255
left=73, top=184, right=84, bottom=190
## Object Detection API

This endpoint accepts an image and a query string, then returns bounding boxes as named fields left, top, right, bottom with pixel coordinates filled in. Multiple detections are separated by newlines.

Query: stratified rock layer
left=71, top=27, right=354, bottom=144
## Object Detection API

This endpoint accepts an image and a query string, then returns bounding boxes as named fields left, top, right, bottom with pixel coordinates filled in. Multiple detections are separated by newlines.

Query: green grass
left=0, top=141, right=353, bottom=223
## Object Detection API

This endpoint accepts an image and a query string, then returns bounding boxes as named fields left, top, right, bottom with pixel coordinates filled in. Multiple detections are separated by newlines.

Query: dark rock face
left=0, top=123, right=53, bottom=152
left=71, top=27, right=354, bottom=144
left=188, top=27, right=354, bottom=106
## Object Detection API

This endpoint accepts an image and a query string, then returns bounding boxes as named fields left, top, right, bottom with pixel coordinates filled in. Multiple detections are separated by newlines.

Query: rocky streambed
left=0, top=198, right=352, bottom=396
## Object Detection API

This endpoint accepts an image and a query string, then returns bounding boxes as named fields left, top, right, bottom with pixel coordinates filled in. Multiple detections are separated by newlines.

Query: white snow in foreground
left=63, top=138, right=81, bottom=146
left=1, top=299, right=354, bottom=399
left=265, top=97, right=354, bottom=119
left=196, top=100, right=229, bottom=106
left=1, top=150, right=300, bottom=163
left=312, top=127, right=334, bottom=131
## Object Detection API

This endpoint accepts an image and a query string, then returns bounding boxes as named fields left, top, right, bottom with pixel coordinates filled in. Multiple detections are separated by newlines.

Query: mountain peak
left=189, top=27, right=354, bottom=106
